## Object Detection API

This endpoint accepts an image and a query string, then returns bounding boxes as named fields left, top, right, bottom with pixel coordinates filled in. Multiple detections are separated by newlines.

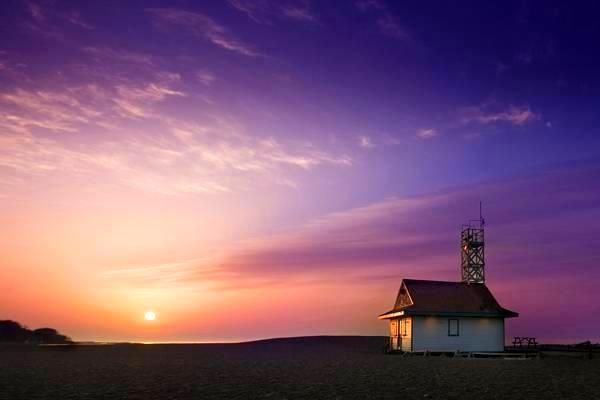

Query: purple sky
left=0, top=0, right=599, bottom=343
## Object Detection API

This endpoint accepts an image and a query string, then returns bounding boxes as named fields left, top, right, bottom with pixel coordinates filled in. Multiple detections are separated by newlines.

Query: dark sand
left=1, top=336, right=599, bottom=399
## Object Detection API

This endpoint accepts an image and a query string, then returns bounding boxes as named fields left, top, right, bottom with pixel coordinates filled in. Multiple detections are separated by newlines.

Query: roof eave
left=402, top=310, right=518, bottom=318
left=502, top=310, right=519, bottom=318
left=380, top=310, right=519, bottom=319
left=378, top=310, right=405, bottom=320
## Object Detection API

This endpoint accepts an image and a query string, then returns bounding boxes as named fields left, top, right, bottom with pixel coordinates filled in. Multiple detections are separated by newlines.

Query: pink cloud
left=0, top=80, right=351, bottom=198
left=110, top=165, right=600, bottom=342
left=114, top=83, right=185, bottom=118
left=460, top=104, right=538, bottom=126
left=281, top=4, right=317, bottom=23
left=196, top=70, right=216, bottom=86
left=359, top=135, right=375, bottom=148
left=26, top=1, right=45, bottom=22
left=416, top=128, right=437, bottom=139
left=228, top=0, right=317, bottom=24
left=377, top=14, right=410, bottom=40
left=146, top=8, right=260, bottom=57
left=83, top=47, right=153, bottom=66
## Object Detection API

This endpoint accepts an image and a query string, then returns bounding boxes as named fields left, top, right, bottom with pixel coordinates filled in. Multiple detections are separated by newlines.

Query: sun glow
left=144, top=311, right=157, bottom=321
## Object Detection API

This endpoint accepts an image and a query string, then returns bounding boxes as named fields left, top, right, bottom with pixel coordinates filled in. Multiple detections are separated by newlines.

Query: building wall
left=412, top=316, right=504, bottom=352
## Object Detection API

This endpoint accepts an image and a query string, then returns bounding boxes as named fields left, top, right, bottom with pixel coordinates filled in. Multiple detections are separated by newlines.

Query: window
left=390, top=320, right=398, bottom=336
left=400, top=318, right=410, bottom=336
left=448, top=319, right=459, bottom=336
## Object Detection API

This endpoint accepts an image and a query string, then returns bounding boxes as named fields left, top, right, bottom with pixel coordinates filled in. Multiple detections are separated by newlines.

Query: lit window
left=390, top=320, right=398, bottom=336
left=401, top=318, right=410, bottom=336
left=448, top=319, right=459, bottom=336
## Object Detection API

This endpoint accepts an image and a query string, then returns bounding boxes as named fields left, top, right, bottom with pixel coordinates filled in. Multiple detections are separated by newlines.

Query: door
left=390, top=319, right=399, bottom=350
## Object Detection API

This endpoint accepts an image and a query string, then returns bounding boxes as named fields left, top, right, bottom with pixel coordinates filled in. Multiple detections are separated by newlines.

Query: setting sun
left=144, top=311, right=157, bottom=321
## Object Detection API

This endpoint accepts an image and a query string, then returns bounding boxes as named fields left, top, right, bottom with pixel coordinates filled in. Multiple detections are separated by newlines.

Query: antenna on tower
left=461, top=202, right=486, bottom=284
left=480, top=201, right=485, bottom=228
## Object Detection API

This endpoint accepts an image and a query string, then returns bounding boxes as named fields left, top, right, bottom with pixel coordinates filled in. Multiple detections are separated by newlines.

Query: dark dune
left=1, top=336, right=599, bottom=399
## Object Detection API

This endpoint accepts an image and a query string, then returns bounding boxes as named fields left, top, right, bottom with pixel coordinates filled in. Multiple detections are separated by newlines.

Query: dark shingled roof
left=379, top=279, right=518, bottom=319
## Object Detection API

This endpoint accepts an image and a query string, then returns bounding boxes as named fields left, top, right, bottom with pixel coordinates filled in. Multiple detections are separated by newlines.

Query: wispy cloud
left=83, top=47, right=153, bottom=66
left=228, top=0, right=271, bottom=23
left=0, top=24, right=349, bottom=198
left=382, top=134, right=401, bottom=145
left=108, top=164, right=600, bottom=302
left=263, top=142, right=351, bottom=169
left=416, top=128, right=437, bottom=139
left=0, top=75, right=184, bottom=132
left=23, top=2, right=93, bottom=42
left=114, top=83, right=185, bottom=118
left=356, top=0, right=412, bottom=41
left=146, top=8, right=260, bottom=57
left=460, top=104, right=538, bottom=126
left=22, top=17, right=65, bottom=42
left=0, top=123, right=351, bottom=197
left=281, top=3, right=317, bottom=23
left=101, top=164, right=600, bottom=342
left=376, top=14, right=410, bottom=40
left=355, top=0, right=386, bottom=12
left=0, top=88, right=101, bottom=133
left=359, top=135, right=375, bottom=148
left=228, top=0, right=317, bottom=24
left=166, top=121, right=351, bottom=173
left=26, top=1, right=45, bottom=22
left=0, top=78, right=350, bottom=197
left=63, top=11, right=94, bottom=29
left=196, top=70, right=216, bottom=86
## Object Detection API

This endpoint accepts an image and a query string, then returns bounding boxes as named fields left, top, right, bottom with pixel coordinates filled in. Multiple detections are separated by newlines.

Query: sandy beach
left=1, top=337, right=598, bottom=399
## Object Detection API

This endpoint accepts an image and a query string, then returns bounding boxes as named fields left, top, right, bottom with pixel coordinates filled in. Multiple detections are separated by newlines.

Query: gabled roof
left=379, top=279, right=518, bottom=319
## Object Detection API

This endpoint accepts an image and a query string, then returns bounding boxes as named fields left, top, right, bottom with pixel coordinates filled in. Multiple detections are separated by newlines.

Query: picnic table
left=512, top=336, right=538, bottom=347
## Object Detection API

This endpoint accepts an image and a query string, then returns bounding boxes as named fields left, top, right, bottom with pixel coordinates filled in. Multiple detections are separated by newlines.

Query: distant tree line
left=0, top=320, right=72, bottom=344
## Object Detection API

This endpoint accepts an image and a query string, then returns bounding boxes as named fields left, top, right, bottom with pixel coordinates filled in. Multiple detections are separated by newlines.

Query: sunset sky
left=1, top=0, right=599, bottom=343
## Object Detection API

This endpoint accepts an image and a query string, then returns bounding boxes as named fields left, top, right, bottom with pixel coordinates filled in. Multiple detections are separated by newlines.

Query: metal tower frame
left=461, top=202, right=485, bottom=284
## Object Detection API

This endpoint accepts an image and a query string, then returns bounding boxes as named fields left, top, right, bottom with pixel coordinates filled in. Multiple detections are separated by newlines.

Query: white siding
left=412, top=316, right=504, bottom=352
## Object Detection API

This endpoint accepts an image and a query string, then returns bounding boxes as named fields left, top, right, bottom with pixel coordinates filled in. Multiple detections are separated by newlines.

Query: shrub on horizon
left=0, top=320, right=71, bottom=344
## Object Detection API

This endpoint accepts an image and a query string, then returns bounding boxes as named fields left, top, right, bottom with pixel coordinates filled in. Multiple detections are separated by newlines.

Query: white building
left=378, top=279, right=518, bottom=352
left=379, top=214, right=518, bottom=353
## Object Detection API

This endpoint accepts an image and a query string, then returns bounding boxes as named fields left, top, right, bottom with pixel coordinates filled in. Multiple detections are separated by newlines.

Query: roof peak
left=403, top=278, right=486, bottom=285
